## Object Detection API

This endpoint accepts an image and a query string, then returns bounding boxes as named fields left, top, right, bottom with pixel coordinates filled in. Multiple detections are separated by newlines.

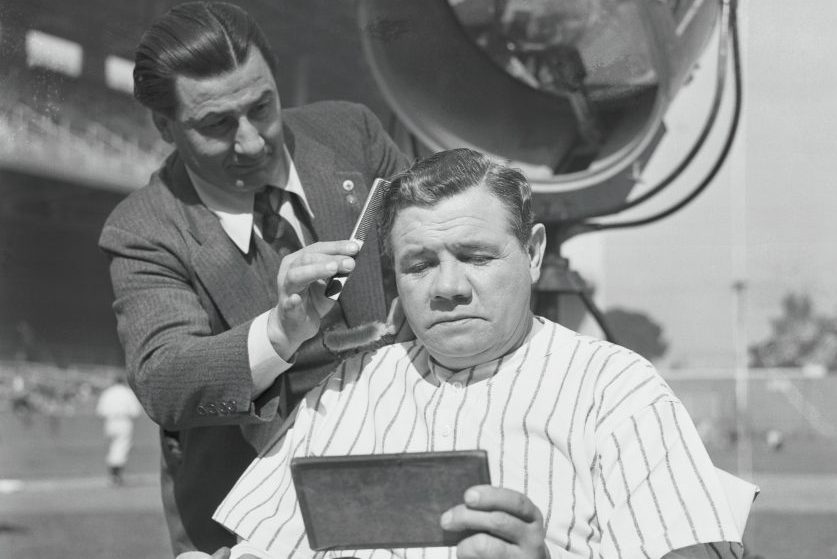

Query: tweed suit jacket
left=99, top=101, right=409, bottom=553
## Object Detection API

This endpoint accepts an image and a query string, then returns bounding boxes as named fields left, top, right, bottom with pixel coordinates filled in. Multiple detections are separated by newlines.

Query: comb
left=325, top=178, right=391, bottom=300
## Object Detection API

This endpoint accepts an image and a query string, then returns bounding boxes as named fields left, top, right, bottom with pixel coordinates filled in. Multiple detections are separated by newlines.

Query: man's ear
left=151, top=111, right=174, bottom=144
left=527, top=223, right=547, bottom=283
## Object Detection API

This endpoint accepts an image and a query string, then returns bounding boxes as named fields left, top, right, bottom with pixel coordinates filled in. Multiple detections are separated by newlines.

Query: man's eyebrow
left=452, top=240, right=499, bottom=252
left=398, top=246, right=433, bottom=260
left=189, top=91, right=273, bottom=125
left=250, top=91, right=273, bottom=106
left=398, top=241, right=498, bottom=259
left=184, top=110, right=226, bottom=127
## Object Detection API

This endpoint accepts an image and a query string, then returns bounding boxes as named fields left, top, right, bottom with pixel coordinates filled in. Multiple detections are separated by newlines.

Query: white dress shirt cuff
left=248, top=310, right=293, bottom=398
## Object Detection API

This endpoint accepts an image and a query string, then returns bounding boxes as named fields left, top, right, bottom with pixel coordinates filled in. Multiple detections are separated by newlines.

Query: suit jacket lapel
left=286, top=127, right=350, bottom=242
left=166, top=156, right=274, bottom=328
left=287, top=127, right=388, bottom=326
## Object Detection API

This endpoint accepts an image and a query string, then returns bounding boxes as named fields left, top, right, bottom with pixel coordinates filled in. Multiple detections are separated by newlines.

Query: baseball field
left=1, top=410, right=836, bottom=558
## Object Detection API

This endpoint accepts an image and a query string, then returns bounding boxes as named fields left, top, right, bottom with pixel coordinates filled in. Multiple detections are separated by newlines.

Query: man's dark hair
left=379, top=148, right=534, bottom=257
left=133, top=1, right=279, bottom=117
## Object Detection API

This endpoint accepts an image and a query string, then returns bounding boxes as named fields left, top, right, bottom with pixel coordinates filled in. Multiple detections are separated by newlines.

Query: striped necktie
left=253, top=186, right=302, bottom=253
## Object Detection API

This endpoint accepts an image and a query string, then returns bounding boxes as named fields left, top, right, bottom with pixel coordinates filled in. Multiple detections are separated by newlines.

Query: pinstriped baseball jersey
left=215, top=317, right=746, bottom=559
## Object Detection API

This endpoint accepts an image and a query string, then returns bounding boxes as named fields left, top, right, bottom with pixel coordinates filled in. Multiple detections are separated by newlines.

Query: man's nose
left=431, top=260, right=471, bottom=302
left=234, top=117, right=265, bottom=156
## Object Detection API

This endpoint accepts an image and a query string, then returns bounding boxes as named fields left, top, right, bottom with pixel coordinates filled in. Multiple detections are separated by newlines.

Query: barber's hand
left=174, top=547, right=230, bottom=559
left=267, top=240, right=359, bottom=359
left=441, top=486, right=549, bottom=559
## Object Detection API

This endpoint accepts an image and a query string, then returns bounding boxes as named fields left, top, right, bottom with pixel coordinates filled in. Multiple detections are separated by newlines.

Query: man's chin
left=226, top=180, right=263, bottom=194
left=225, top=171, right=277, bottom=194
left=231, top=169, right=269, bottom=187
left=423, top=341, right=490, bottom=370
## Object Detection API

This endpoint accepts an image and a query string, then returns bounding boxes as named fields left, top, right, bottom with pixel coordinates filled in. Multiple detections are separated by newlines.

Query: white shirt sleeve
left=594, top=399, right=748, bottom=559
left=248, top=310, right=293, bottom=397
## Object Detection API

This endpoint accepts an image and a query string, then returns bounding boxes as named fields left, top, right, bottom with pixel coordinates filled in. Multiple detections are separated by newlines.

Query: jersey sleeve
left=593, top=398, right=748, bottom=559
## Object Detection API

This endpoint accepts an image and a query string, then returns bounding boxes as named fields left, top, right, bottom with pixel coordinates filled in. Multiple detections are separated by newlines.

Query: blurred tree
left=603, top=307, right=668, bottom=362
left=749, top=292, right=837, bottom=371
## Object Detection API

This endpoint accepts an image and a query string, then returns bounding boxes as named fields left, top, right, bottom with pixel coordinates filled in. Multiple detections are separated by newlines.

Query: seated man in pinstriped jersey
left=211, top=148, right=757, bottom=559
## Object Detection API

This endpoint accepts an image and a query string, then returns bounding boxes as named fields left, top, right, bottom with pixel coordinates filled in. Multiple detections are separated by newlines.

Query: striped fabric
left=214, top=317, right=745, bottom=559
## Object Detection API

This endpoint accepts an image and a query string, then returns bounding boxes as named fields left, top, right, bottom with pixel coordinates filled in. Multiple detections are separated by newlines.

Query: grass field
left=2, top=410, right=836, bottom=558
left=0, top=410, right=170, bottom=558
left=5, top=496, right=170, bottom=558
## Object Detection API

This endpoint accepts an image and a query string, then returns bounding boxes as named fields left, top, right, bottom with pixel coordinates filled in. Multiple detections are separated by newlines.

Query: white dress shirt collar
left=187, top=147, right=314, bottom=253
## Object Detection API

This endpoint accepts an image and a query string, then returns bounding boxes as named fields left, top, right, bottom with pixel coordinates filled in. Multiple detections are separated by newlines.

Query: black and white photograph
left=1, top=1, right=835, bottom=558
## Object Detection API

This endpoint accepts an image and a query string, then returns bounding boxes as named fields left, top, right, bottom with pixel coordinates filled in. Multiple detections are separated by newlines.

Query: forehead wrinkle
left=394, top=220, right=505, bottom=256
left=174, top=50, right=276, bottom=122
left=452, top=240, right=498, bottom=251
left=196, top=89, right=272, bottom=121
left=181, top=81, right=270, bottom=122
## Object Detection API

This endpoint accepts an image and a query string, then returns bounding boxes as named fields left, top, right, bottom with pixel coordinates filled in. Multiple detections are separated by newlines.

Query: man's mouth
left=233, top=157, right=267, bottom=171
left=232, top=149, right=273, bottom=173
left=431, top=316, right=479, bottom=326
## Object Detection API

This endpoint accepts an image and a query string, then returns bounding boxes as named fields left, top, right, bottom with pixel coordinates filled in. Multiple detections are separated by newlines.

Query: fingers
left=301, top=239, right=361, bottom=256
left=441, top=486, right=546, bottom=559
left=268, top=240, right=360, bottom=357
left=279, top=241, right=359, bottom=297
left=282, top=257, right=355, bottom=296
left=442, top=504, right=526, bottom=545
left=455, top=533, right=516, bottom=559
left=175, top=552, right=215, bottom=559
left=459, top=485, right=541, bottom=522
left=175, top=549, right=229, bottom=559
left=276, top=287, right=333, bottom=337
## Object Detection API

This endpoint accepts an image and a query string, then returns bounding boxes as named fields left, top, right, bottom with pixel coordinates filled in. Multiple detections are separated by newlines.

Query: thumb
left=175, top=551, right=223, bottom=559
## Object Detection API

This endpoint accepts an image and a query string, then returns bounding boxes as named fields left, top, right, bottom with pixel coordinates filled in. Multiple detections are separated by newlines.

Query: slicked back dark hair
left=133, top=1, right=279, bottom=117
left=379, top=148, right=534, bottom=258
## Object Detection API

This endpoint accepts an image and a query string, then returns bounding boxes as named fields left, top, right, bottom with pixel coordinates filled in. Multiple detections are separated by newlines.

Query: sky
left=576, top=1, right=837, bottom=368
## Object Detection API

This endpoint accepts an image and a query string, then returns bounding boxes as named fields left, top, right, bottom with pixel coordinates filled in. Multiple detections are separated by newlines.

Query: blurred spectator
left=95, top=377, right=143, bottom=486
left=10, top=374, right=34, bottom=427
left=15, top=320, right=38, bottom=362
left=766, top=428, right=785, bottom=451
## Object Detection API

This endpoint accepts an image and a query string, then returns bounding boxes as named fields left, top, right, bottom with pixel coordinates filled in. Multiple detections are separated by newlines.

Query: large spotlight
left=359, top=0, right=741, bottom=338
left=359, top=0, right=725, bottom=223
